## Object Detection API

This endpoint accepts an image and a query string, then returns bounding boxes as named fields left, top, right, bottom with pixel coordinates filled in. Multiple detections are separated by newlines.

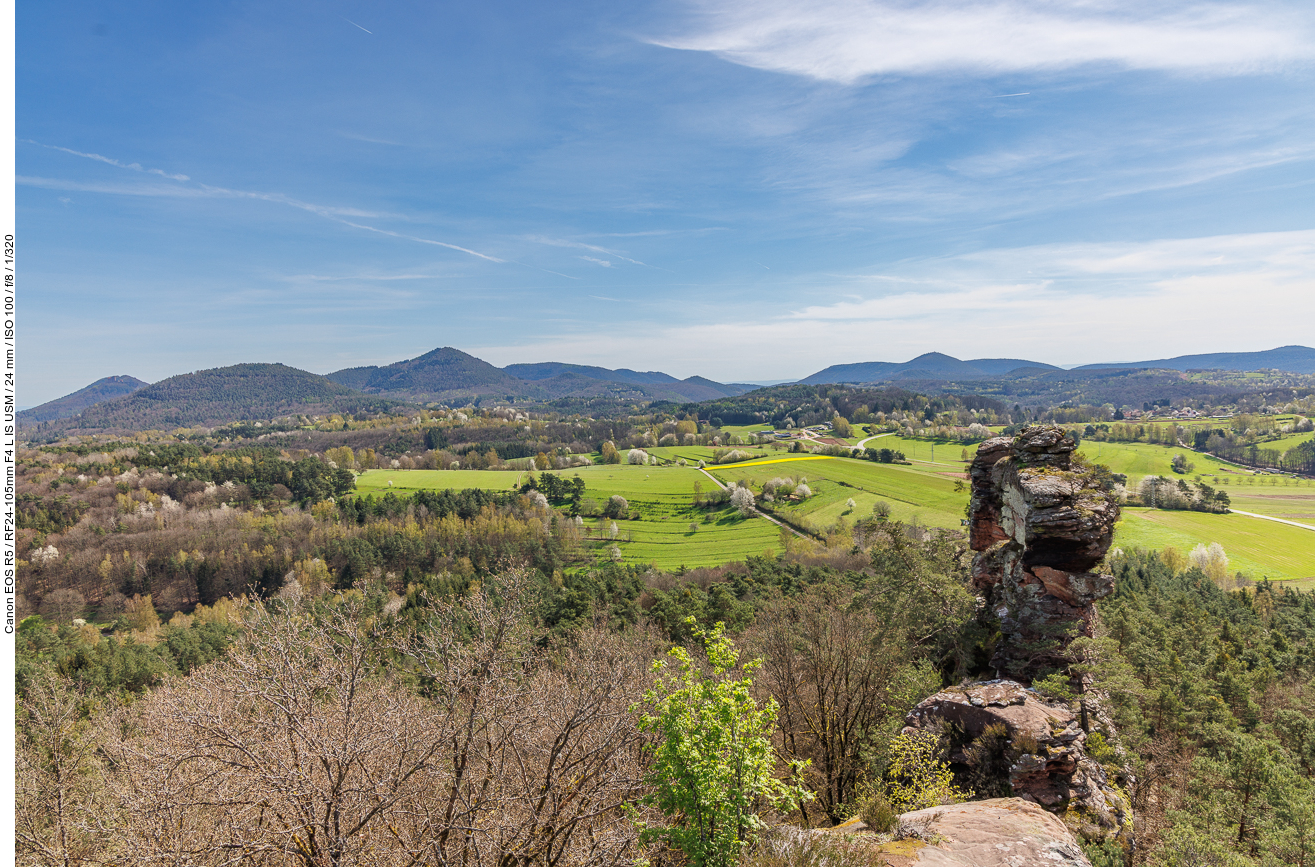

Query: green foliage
left=633, top=620, right=810, bottom=867
left=290, top=456, right=356, bottom=504
left=883, top=730, right=970, bottom=812
left=1097, top=550, right=1315, bottom=864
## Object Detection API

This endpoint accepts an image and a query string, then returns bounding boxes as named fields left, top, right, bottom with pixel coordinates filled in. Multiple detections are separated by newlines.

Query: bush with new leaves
left=884, top=730, right=970, bottom=812
left=633, top=620, right=810, bottom=867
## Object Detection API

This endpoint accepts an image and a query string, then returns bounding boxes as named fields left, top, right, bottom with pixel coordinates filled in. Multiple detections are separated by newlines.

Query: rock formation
left=967, top=425, right=1120, bottom=681
left=823, top=798, right=1094, bottom=866
left=887, top=427, right=1132, bottom=851
left=903, top=680, right=1132, bottom=846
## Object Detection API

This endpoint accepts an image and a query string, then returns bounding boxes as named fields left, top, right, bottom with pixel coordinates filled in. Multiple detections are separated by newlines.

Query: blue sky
left=18, top=0, right=1315, bottom=404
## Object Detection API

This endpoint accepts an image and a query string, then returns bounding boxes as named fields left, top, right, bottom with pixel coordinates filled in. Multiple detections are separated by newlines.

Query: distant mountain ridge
left=19, top=375, right=149, bottom=424
left=799, top=346, right=1315, bottom=384
left=326, top=349, right=751, bottom=403
left=503, top=362, right=679, bottom=386
left=1075, top=345, right=1315, bottom=374
left=51, top=364, right=402, bottom=431
left=799, top=352, right=1060, bottom=384
left=32, top=345, right=1315, bottom=434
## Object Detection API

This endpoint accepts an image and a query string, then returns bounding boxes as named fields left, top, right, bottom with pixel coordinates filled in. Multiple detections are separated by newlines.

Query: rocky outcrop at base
left=903, top=680, right=1133, bottom=846
left=967, top=425, right=1120, bottom=680
left=823, top=798, right=1092, bottom=866
left=898, top=799, right=1091, bottom=866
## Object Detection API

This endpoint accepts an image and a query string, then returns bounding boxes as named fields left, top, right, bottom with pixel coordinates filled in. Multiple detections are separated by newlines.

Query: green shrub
left=633, top=620, right=811, bottom=867
left=884, top=730, right=971, bottom=812
left=859, top=791, right=898, bottom=833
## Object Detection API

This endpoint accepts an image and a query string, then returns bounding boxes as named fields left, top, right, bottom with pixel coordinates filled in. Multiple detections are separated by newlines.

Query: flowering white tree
left=628, top=449, right=649, bottom=465
left=1190, top=542, right=1230, bottom=587
left=795, top=484, right=812, bottom=499
left=730, top=486, right=755, bottom=517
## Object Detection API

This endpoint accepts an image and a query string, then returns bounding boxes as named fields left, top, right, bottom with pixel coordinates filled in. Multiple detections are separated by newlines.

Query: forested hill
left=41, top=364, right=407, bottom=432
left=328, top=347, right=531, bottom=401
left=1075, top=344, right=1315, bottom=374
left=19, top=375, right=149, bottom=424
left=799, top=352, right=1060, bottom=384
left=329, top=349, right=753, bottom=403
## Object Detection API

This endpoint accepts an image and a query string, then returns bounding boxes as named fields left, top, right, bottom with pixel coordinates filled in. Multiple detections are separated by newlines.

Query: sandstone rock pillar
left=967, top=425, right=1119, bottom=682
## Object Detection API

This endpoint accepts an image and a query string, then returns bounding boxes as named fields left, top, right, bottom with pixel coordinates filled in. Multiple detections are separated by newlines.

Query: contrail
left=341, top=17, right=372, bottom=34
left=989, top=92, right=1030, bottom=98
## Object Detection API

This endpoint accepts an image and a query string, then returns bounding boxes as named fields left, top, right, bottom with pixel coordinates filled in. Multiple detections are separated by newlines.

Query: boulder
left=903, top=680, right=1133, bottom=847
left=821, top=798, right=1092, bottom=866
left=899, top=798, right=1092, bottom=866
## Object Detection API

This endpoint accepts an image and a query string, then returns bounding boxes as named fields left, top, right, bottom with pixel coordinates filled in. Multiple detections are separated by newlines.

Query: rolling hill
left=1075, top=345, right=1315, bottom=374
left=503, top=361, right=680, bottom=386
left=331, top=347, right=530, bottom=401
left=328, top=350, right=755, bottom=403
left=19, top=375, right=149, bottom=425
left=50, top=364, right=403, bottom=431
left=799, top=352, right=1059, bottom=384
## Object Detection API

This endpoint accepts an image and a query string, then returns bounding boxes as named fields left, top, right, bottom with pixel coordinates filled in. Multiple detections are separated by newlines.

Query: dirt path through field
left=1228, top=509, right=1315, bottom=532
left=855, top=433, right=895, bottom=449
left=697, top=466, right=809, bottom=539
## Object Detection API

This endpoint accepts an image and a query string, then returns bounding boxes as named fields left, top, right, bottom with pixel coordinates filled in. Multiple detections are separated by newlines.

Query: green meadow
left=354, top=436, right=1314, bottom=582
left=1115, top=508, right=1315, bottom=581
left=1076, top=439, right=1241, bottom=485
left=358, top=464, right=782, bottom=570
left=704, top=454, right=967, bottom=531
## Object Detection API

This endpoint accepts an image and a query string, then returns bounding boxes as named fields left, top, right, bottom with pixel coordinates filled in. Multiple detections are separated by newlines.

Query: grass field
left=705, top=454, right=968, bottom=531
left=1264, top=429, right=1315, bottom=451
left=357, top=465, right=782, bottom=570
left=1115, top=508, right=1315, bottom=581
left=1076, top=440, right=1241, bottom=485
left=353, top=440, right=1314, bottom=582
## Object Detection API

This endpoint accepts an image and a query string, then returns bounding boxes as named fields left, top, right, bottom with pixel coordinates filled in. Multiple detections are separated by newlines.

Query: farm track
left=1228, top=509, right=1315, bottom=533
left=697, top=467, right=808, bottom=539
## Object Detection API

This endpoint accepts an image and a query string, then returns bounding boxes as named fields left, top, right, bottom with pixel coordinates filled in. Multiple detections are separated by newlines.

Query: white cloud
left=649, top=0, right=1314, bottom=83
left=471, top=229, right=1315, bottom=378
left=24, top=140, right=192, bottom=180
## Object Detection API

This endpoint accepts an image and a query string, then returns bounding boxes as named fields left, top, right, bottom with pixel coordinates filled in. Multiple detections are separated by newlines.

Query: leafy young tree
left=884, top=730, right=970, bottom=812
left=634, top=620, right=810, bottom=867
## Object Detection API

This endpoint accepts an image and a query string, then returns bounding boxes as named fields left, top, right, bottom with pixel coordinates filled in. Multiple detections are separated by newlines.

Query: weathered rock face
left=898, top=799, right=1092, bottom=867
left=903, top=681, right=1133, bottom=847
left=968, top=426, right=1120, bottom=680
left=823, top=797, right=1094, bottom=866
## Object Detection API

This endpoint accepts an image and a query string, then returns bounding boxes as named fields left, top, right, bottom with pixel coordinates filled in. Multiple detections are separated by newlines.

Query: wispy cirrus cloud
left=648, top=0, right=1315, bottom=84
left=281, top=272, right=453, bottom=282
left=524, top=235, right=647, bottom=265
left=24, top=140, right=192, bottom=180
left=20, top=141, right=506, bottom=262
